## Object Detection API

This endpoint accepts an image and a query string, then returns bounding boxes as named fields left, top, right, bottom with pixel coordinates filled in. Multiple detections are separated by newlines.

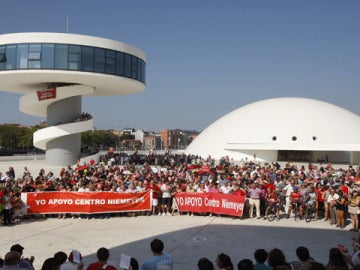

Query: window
left=141, top=61, right=146, bottom=83
left=0, top=46, right=6, bottom=70
left=68, top=45, right=81, bottom=70
left=292, top=136, right=297, bottom=141
left=94, top=48, right=105, bottom=72
left=54, top=44, right=68, bottom=69
left=5, top=45, right=16, bottom=69
left=0, top=42, right=145, bottom=84
left=124, top=54, right=131, bottom=77
left=28, top=44, right=41, bottom=68
left=115, top=52, right=124, bottom=76
left=81, top=46, right=93, bottom=71
left=131, top=56, right=138, bottom=79
left=16, top=44, right=28, bottom=68
left=28, top=44, right=41, bottom=60
left=41, top=44, right=55, bottom=69
left=105, top=50, right=115, bottom=74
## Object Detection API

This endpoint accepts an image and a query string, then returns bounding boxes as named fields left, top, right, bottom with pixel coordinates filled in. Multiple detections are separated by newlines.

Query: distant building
left=143, top=133, right=162, bottom=150
left=122, top=128, right=136, bottom=136
left=122, top=139, right=142, bottom=150
left=112, top=128, right=197, bottom=151
left=160, top=130, right=180, bottom=149
left=135, top=130, right=145, bottom=143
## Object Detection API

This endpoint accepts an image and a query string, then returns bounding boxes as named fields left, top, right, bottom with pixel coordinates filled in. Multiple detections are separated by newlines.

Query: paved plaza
left=0, top=213, right=355, bottom=270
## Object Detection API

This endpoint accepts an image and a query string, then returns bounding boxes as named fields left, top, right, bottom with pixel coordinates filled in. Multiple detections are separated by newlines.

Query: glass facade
left=0, top=43, right=146, bottom=84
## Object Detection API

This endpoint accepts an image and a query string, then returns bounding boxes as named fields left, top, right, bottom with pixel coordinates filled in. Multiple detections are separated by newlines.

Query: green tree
left=119, top=134, right=135, bottom=141
left=81, top=130, right=119, bottom=149
left=0, top=124, right=36, bottom=150
left=0, top=124, right=21, bottom=149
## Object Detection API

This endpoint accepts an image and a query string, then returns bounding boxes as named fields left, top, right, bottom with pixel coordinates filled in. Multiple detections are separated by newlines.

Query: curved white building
left=185, top=98, right=360, bottom=164
left=0, top=32, right=146, bottom=166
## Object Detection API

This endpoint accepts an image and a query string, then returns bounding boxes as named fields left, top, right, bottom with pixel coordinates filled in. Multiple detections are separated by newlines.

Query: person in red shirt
left=339, top=181, right=349, bottom=196
left=265, top=190, right=280, bottom=220
left=86, top=247, right=116, bottom=270
left=146, top=179, right=161, bottom=215
left=287, top=186, right=303, bottom=219
left=232, top=184, right=246, bottom=196
left=263, top=180, right=276, bottom=193
left=315, top=183, right=325, bottom=219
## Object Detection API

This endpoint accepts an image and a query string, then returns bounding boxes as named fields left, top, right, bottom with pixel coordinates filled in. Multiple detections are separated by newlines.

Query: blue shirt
left=140, top=254, right=173, bottom=270
left=254, top=262, right=273, bottom=270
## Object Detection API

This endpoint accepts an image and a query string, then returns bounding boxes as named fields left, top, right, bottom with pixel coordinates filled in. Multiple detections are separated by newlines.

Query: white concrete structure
left=186, top=97, right=360, bottom=164
left=0, top=32, right=146, bottom=166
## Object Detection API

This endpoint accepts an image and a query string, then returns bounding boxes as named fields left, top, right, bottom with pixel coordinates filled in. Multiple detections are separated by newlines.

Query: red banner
left=175, top=192, right=245, bottom=217
left=201, top=165, right=210, bottom=173
left=37, top=87, right=56, bottom=101
left=22, top=191, right=151, bottom=214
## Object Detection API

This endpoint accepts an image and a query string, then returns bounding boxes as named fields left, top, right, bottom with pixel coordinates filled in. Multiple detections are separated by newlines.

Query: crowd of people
left=53, top=112, right=93, bottom=126
left=1, top=152, right=360, bottom=229
left=2, top=236, right=360, bottom=270
left=1, top=153, right=360, bottom=269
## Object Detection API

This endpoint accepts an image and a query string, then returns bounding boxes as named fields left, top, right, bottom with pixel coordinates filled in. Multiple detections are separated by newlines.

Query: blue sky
left=0, top=1, right=359, bottom=132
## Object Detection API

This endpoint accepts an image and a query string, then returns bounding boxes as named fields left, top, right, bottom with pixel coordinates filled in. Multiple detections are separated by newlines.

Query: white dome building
left=185, top=97, right=360, bottom=164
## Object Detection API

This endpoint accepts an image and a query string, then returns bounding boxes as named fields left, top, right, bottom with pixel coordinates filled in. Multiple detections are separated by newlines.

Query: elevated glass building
left=0, top=32, right=146, bottom=166
left=0, top=43, right=145, bottom=83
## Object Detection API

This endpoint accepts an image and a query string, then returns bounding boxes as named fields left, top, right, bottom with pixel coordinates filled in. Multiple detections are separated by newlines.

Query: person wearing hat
left=10, top=244, right=34, bottom=270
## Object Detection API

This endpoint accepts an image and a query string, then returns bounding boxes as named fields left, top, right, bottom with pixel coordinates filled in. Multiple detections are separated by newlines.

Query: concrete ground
left=0, top=213, right=356, bottom=270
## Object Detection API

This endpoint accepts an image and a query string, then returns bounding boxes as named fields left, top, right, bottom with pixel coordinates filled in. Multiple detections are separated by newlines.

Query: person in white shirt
left=61, top=250, right=83, bottom=270
left=160, top=180, right=172, bottom=216
left=283, top=180, right=294, bottom=214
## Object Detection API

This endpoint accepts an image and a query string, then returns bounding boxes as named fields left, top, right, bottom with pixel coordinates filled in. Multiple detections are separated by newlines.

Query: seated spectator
left=140, top=238, right=173, bottom=270
left=41, top=251, right=68, bottom=270
left=267, top=248, right=291, bottom=270
left=10, top=244, right=34, bottom=270
left=309, top=262, right=326, bottom=270
left=291, top=247, right=314, bottom=270
left=254, top=249, right=273, bottom=270
left=2, top=251, right=22, bottom=270
left=325, top=248, right=348, bottom=270
left=86, top=247, right=116, bottom=270
left=197, top=257, right=215, bottom=270
left=238, top=259, right=254, bottom=270
left=216, top=253, right=234, bottom=270
left=129, top=257, right=139, bottom=270
left=61, top=250, right=83, bottom=270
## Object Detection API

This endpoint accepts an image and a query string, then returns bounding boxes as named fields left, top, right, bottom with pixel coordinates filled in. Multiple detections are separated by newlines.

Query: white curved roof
left=185, top=97, right=360, bottom=160
left=0, top=32, right=146, bottom=60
